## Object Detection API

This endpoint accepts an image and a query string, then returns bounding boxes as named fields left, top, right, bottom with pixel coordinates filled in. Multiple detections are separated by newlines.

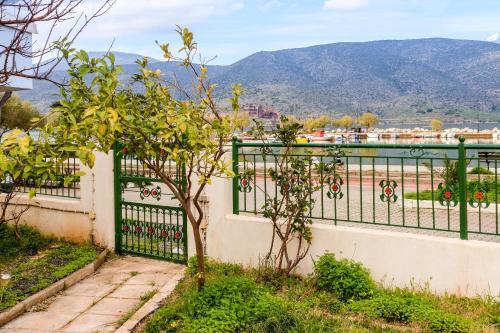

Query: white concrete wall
left=90, top=151, right=116, bottom=249
left=5, top=195, right=91, bottom=243
left=2, top=151, right=115, bottom=247
left=205, top=177, right=500, bottom=297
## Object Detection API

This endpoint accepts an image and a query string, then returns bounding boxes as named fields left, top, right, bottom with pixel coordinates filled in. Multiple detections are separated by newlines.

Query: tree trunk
left=191, top=221, right=206, bottom=291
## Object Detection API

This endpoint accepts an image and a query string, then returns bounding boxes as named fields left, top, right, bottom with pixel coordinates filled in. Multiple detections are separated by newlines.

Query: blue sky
left=61, top=0, right=500, bottom=65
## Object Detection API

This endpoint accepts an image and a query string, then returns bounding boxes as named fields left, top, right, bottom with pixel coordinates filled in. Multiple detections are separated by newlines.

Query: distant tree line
left=298, top=112, right=379, bottom=132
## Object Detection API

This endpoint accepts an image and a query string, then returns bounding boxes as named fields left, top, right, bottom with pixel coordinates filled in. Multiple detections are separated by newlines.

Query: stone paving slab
left=0, top=256, right=185, bottom=333
left=109, top=284, right=157, bottom=299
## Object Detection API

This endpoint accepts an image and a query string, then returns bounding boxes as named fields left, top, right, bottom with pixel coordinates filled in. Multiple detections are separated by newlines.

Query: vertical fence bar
left=113, top=142, right=123, bottom=253
left=457, top=136, right=468, bottom=240
left=232, top=137, right=240, bottom=215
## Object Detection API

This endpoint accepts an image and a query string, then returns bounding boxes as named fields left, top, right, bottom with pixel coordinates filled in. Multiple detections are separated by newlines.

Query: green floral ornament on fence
left=327, top=175, right=344, bottom=199
left=238, top=175, right=252, bottom=193
left=468, top=182, right=490, bottom=209
left=437, top=182, right=458, bottom=207
left=379, top=180, right=398, bottom=203
left=139, top=185, right=161, bottom=200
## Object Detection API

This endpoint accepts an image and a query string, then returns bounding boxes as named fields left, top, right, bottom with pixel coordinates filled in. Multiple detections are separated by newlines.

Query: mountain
left=19, top=38, right=500, bottom=121
left=88, top=51, right=160, bottom=65
left=48, top=51, right=160, bottom=71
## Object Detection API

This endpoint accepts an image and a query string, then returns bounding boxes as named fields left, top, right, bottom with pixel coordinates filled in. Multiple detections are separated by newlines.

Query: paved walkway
left=0, top=256, right=185, bottom=333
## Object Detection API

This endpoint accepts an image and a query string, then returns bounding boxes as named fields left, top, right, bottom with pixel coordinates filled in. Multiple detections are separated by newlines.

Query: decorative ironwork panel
left=238, top=174, right=252, bottom=193
left=437, top=183, right=458, bottom=207
left=379, top=180, right=398, bottom=203
left=327, top=175, right=344, bottom=199
left=468, top=182, right=490, bottom=209
left=114, top=143, right=187, bottom=264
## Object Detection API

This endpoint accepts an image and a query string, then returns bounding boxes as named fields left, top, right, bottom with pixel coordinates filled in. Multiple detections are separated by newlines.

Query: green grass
left=404, top=179, right=500, bottom=204
left=142, top=257, right=499, bottom=333
left=0, top=223, right=54, bottom=267
left=0, top=224, right=100, bottom=312
left=117, top=289, right=158, bottom=327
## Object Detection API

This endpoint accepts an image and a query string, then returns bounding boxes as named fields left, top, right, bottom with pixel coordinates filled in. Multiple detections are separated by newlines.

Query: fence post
left=457, top=136, right=468, bottom=240
left=232, top=137, right=239, bottom=215
left=113, top=142, right=123, bottom=252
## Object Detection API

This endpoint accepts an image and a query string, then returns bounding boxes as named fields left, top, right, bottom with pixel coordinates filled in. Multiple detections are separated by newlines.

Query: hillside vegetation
left=20, top=38, right=500, bottom=121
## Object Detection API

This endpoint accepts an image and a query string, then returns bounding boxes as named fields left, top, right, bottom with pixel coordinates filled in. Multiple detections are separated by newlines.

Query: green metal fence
left=114, top=143, right=188, bottom=263
left=14, top=154, right=81, bottom=199
left=232, top=137, right=500, bottom=241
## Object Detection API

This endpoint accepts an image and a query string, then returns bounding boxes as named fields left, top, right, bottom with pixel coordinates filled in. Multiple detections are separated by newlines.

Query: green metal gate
left=113, top=144, right=188, bottom=263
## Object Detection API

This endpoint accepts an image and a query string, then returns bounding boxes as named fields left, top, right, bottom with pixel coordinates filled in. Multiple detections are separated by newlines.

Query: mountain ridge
left=19, top=38, right=500, bottom=121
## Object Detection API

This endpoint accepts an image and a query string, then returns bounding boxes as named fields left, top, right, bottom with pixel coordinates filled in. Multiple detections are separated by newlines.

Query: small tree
left=234, top=111, right=250, bottom=131
left=251, top=117, right=337, bottom=276
left=430, top=118, right=443, bottom=132
left=0, top=129, right=68, bottom=238
left=303, top=115, right=330, bottom=132
left=357, top=112, right=379, bottom=130
left=334, top=115, right=354, bottom=130
left=286, top=115, right=300, bottom=124
left=0, top=94, right=43, bottom=138
left=0, top=0, right=115, bottom=108
left=51, top=28, right=240, bottom=290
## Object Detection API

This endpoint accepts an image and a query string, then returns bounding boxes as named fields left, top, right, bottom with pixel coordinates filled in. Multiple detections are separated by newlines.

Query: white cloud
left=82, top=0, right=244, bottom=37
left=487, top=33, right=499, bottom=42
left=259, top=0, right=283, bottom=11
left=34, top=0, right=245, bottom=44
left=324, top=0, right=368, bottom=10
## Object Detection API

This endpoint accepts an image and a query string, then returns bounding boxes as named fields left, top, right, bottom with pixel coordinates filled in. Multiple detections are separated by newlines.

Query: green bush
left=351, top=293, right=472, bottom=333
left=187, top=256, right=243, bottom=277
left=314, top=253, right=375, bottom=301
left=468, top=166, right=493, bottom=175
left=145, top=259, right=496, bottom=333
left=0, top=224, right=53, bottom=263
left=185, top=276, right=282, bottom=332
left=145, top=274, right=287, bottom=333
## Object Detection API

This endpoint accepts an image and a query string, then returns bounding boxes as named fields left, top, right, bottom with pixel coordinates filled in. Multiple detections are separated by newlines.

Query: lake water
left=377, top=122, right=500, bottom=130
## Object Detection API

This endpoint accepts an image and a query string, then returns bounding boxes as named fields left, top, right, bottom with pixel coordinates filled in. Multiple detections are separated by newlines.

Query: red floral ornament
left=174, top=230, right=183, bottom=240
left=327, top=175, right=344, bottom=199
left=474, top=191, right=484, bottom=201
left=239, top=175, right=252, bottom=193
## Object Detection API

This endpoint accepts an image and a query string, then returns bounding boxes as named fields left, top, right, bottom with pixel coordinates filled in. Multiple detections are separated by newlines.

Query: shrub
left=352, top=292, right=472, bottom=333
left=468, top=166, right=493, bottom=175
left=186, top=256, right=243, bottom=277
left=426, top=312, right=471, bottom=333
left=0, top=224, right=53, bottom=262
left=145, top=273, right=288, bottom=333
left=314, top=253, right=375, bottom=301
left=185, top=276, right=280, bottom=332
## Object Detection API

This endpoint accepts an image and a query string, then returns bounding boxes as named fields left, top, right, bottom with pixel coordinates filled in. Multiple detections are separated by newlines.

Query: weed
left=314, top=253, right=375, bottom=301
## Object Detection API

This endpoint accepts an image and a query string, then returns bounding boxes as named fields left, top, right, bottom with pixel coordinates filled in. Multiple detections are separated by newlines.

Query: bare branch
left=0, top=0, right=115, bottom=97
